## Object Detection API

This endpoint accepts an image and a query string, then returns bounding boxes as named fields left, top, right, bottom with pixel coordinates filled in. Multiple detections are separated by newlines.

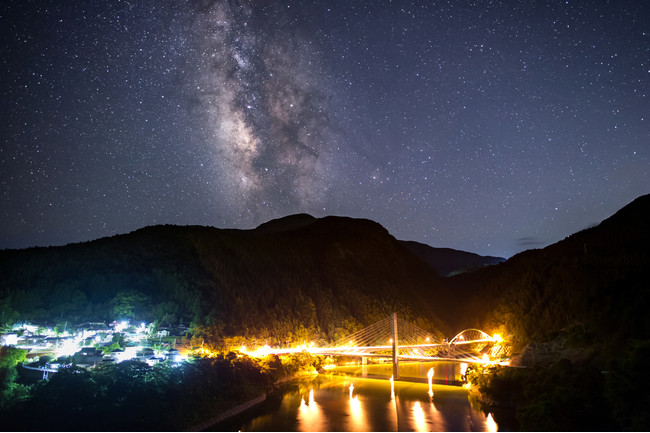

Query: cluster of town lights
left=7, top=321, right=186, bottom=367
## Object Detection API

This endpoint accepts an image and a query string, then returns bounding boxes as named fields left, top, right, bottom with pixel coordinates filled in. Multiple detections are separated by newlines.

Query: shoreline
left=187, top=371, right=318, bottom=431
left=186, top=393, right=268, bottom=432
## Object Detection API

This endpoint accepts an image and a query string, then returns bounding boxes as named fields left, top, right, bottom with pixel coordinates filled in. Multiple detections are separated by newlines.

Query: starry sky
left=1, top=1, right=649, bottom=258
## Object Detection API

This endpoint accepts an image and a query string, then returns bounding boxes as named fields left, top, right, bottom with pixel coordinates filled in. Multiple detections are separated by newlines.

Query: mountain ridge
left=443, top=193, right=650, bottom=360
left=400, top=240, right=505, bottom=276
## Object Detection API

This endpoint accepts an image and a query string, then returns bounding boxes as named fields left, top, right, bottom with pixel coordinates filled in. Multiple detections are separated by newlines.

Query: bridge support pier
left=362, top=357, right=368, bottom=377
left=392, top=313, right=399, bottom=380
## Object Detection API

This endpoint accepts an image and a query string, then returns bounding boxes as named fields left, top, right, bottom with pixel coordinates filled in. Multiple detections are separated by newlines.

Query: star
left=0, top=0, right=648, bottom=258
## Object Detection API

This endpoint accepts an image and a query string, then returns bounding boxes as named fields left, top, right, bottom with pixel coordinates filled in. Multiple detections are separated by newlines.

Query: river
left=212, top=361, right=516, bottom=431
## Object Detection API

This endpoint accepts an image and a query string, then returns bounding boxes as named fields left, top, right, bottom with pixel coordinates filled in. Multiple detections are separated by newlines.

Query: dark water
left=215, top=362, right=516, bottom=432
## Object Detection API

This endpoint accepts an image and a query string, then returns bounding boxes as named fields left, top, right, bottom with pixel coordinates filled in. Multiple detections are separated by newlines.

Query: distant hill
left=0, top=215, right=449, bottom=345
left=400, top=241, right=505, bottom=276
left=444, top=194, right=650, bottom=363
left=258, top=214, right=506, bottom=277
left=254, top=213, right=317, bottom=233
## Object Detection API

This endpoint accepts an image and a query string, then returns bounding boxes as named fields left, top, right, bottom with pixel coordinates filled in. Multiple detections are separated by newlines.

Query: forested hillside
left=444, top=194, right=650, bottom=363
left=449, top=194, right=650, bottom=431
left=0, top=215, right=449, bottom=345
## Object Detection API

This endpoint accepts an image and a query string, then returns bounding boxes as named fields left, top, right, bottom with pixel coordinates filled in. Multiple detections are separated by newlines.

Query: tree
left=0, top=346, right=28, bottom=409
left=110, top=290, right=151, bottom=321
left=0, top=346, right=26, bottom=370
left=23, top=365, right=99, bottom=430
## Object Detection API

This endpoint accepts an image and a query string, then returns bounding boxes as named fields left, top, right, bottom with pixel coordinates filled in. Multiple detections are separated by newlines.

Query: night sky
left=2, top=1, right=648, bottom=258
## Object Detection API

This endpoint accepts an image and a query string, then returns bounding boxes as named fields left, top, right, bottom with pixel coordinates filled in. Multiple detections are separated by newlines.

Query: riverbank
left=465, top=358, right=631, bottom=431
left=187, top=394, right=268, bottom=432
left=188, top=370, right=321, bottom=431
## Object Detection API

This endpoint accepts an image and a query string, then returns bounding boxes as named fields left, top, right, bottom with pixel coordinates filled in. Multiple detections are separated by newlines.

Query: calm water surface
left=219, top=362, right=514, bottom=432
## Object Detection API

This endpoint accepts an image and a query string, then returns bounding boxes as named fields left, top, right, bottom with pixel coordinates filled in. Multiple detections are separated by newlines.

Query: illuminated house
left=72, top=347, right=104, bottom=367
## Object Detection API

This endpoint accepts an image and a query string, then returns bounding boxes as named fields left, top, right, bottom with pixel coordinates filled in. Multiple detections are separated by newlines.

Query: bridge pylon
left=391, top=312, right=399, bottom=380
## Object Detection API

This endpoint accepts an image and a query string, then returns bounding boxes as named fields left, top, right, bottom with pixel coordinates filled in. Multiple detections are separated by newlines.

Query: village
left=0, top=320, right=189, bottom=375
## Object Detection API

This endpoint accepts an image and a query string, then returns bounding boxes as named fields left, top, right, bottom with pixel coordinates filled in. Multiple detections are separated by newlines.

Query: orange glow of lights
left=486, top=413, right=498, bottom=432
left=298, top=388, right=325, bottom=431
left=492, top=334, right=502, bottom=343
left=412, top=401, right=428, bottom=432
left=349, top=394, right=364, bottom=430
left=482, top=353, right=490, bottom=363
left=246, top=345, right=272, bottom=358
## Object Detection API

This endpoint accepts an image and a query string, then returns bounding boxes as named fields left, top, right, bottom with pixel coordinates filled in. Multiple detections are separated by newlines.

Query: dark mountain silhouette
left=0, top=215, right=449, bottom=344
left=400, top=241, right=505, bottom=276
left=254, top=213, right=317, bottom=233
left=254, top=214, right=505, bottom=276
left=444, top=193, right=650, bottom=364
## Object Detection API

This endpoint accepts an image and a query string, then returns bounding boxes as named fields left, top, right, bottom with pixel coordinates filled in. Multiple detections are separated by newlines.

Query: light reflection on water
left=240, top=372, right=502, bottom=432
left=486, top=413, right=498, bottom=433
left=412, top=401, right=428, bottom=432
left=348, top=391, right=365, bottom=431
left=298, top=389, right=326, bottom=432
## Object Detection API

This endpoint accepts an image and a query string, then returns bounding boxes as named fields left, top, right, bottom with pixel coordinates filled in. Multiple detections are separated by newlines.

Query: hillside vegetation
left=452, top=194, right=650, bottom=431
left=0, top=215, right=448, bottom=345
left=444, top=194, right=650, bottom=363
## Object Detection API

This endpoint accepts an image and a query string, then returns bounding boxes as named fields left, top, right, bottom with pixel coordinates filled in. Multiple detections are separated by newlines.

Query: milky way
left=187, top=2, right=340, bottom=223
left=1, top=0, right=648, bottom=257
